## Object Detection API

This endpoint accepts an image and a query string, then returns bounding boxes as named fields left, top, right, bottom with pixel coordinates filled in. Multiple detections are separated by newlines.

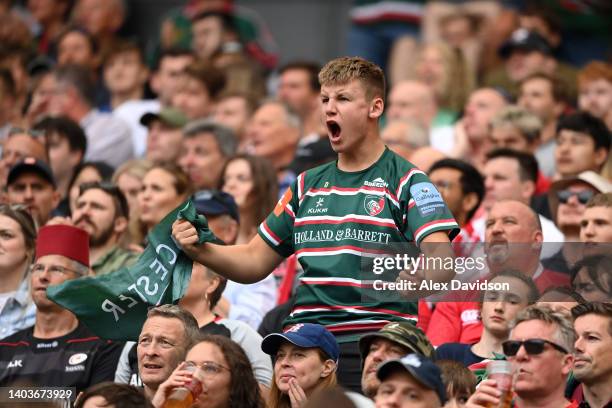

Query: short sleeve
left=398, top=169, right=459, bottom=245
left=257, top=181, right=299, bottom=258
left=90, top=340, right=123, bottom=386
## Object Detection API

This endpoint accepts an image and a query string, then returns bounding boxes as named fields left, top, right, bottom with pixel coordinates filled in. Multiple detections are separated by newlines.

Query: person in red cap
left=0, top=224, right=122, bottom=393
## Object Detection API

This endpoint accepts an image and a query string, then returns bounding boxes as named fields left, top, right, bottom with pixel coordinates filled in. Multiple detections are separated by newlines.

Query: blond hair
left=586, top=192, right=612, bottom=209
left=512, top=305, right=576, bottom=352
left=416, top=42, right=475, bottom=113
left=490, top=105, right=543, bottom=144
left=318, top=56, right=385, bottom=101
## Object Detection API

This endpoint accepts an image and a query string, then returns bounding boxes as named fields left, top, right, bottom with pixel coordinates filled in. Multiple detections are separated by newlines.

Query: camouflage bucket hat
left=359, top=322, right=435, bottom=360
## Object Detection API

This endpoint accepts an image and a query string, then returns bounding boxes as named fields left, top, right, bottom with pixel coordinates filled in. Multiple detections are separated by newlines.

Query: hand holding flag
left=46, top=199, right=220, bottom=341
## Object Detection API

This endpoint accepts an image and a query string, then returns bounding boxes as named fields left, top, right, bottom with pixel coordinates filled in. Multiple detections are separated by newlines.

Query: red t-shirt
left=513, top=401, right=579, bottom=408
left=426, top=267, right=571, bottom=346
left=426, top=301, right=482, bottom=346
left=535, top=171, right=551, bottom=195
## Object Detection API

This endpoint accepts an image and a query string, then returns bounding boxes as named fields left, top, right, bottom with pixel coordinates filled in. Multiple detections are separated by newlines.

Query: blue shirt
left=0, top=278, right=36, bottom=339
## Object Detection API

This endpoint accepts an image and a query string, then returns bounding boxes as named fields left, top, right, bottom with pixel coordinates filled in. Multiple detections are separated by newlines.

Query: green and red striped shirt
left=258, top=148, right=459, bottom=334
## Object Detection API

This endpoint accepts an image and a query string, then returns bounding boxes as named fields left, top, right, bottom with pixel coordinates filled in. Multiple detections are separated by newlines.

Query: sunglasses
left=557, top=190, right=594, bottom=205
left=8, top=127, right=46, bottom=139
left=502, top=339, right=568, bottom=357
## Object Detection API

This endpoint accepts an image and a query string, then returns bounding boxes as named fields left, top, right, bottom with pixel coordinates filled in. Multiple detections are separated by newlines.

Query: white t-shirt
left=113, top=100, right=161, bottom=158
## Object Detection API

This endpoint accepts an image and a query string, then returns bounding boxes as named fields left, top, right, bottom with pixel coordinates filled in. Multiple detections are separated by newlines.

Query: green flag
left=47, top=199, right=218, bottom=341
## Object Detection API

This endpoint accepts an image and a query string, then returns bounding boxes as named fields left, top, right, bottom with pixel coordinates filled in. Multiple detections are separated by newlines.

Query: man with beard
left=0, top=224, right=122, bottom=392
left=71, top=181, right=137, bottom=275
left=359, top=322, right=435, bottom=399
left=484, top=200, right=569, bottom=290
left=427, top=200, right=569, bottom=346
left=569, top=303, right=612, bottom=408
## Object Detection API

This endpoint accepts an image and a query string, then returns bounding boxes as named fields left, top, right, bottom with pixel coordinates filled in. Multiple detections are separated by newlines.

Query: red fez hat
left=35, top=225, right=90, bottom=266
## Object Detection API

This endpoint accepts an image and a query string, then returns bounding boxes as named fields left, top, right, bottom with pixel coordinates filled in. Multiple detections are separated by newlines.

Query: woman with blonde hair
left=414, top=42, right=476, bottom=114
left=138, top=163, right=193, bottom=239
left=0, top=204, right=37, bottom=337
left=153, top=335, right=266, bottom=408
left=262, top=323, right=339, bottom=408
left=112, top=159, right=153, bottom=247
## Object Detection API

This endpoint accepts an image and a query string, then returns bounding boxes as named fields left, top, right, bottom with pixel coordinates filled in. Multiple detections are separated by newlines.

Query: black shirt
left=0, top=322, right=122, bottom=393
left=435, top=342, right=484, bottom=367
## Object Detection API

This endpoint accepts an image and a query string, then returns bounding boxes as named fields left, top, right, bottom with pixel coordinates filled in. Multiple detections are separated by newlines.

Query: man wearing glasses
left=543, top=172, right=612, bottom=279
left=467, top=305, right=577, bottom=408
left=549, top=172, right=612, bottom=243
left=428, top=200, right=570, bottom=348
left=0, top=224, right=122, bottom=393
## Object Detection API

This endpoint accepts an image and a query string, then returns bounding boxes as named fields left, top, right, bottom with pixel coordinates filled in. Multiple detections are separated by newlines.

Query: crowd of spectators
left=0, top=0, right=610, bottom=407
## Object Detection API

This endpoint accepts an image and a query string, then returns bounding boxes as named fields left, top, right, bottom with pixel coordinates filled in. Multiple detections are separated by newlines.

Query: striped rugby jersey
left=258, top=148, right=459, bottom=334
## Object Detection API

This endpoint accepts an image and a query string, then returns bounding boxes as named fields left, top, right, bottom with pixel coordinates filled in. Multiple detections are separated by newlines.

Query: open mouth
left=143, top=363, right=163, bottom=370
left=327, top=121, right=341, bottom=141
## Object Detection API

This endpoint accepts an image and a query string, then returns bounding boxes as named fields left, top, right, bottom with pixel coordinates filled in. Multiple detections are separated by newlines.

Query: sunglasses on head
left=502, top=339, right=568, bottom=357
left=8, top=127, right=45, bottom=139
left=557, top=190, right=594, bottom=205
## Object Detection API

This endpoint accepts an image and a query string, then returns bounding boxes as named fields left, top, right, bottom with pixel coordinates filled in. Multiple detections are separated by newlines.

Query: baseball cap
left=36, top=224, right=90, bottom=266
left=377, top=354, right=447, bottom=405
left=499, top=28, right=553, bottom=58
left=548, top=171, right=612, bottom=220
left=193, top=190, right=240, bottom=223
left=359, top=322, right=435, bottom=361
left=140, top=107, right=188, bottom=129
left=7, top=157, right=56, bottom=188
left=261, top=323, right=340, bottom=363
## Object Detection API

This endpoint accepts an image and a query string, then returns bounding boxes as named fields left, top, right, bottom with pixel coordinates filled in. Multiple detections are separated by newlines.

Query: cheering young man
left=173, top=57, right=459, bottom=391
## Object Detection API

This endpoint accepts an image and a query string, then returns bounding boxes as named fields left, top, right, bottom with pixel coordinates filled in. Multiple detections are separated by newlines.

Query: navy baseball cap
left=377, top=354, right=447, bottom=405
left=499, top=28, right=553, bottom=58
left=261, top=323, right=340, bottom=363
left=7, top=157, right=56, bottom=188
left=193, top=190, right=239, bottom=223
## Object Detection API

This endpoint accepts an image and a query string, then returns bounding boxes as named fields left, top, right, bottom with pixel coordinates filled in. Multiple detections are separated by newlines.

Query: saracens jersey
left=258, top=148, right=459, bottom=334
left=0, top=322, right=123, bottom=393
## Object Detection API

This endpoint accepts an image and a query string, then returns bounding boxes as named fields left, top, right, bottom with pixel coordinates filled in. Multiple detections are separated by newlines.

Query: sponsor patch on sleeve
left=409, top=182, right=445, bottom=216
left=274, top=188, right=293, bottom=216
